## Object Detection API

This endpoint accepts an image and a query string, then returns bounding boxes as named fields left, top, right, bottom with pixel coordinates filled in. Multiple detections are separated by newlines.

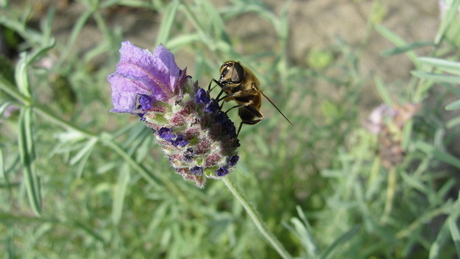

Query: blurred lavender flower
left=108, top=42, right=239, bottom=188
left=363, top=102, right=420, bottom=168
left=362, top=104, right=397, bottom=135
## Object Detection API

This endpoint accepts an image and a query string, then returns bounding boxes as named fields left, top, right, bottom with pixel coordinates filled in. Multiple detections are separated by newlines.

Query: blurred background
left=1, top=0, right=460, bottom=258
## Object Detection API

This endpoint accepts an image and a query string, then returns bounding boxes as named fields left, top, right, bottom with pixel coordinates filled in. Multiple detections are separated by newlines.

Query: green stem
left=222, top=176, right=293, bottom=259
left=0, top=77, right=30, bottom=105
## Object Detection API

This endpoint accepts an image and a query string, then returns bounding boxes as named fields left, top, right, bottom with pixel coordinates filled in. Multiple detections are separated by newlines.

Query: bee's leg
left=216, top=90, right=241, bottom=103
left=207, top=79, right=218, bottom=93
left=208, top=79, right=225, bottom=94
left=215, top=89, right=227, bottom=106
left=236, top=122, right=243, bottom=139
left=223, top=101, right=250, bottom=114
left=208, top=80, right=229, bottom=108
left=214, top=90, right=242, bottom=109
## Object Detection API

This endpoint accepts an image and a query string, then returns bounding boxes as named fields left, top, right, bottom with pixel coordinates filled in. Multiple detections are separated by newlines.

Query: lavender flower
left=108, top=41, right=239, bottom=188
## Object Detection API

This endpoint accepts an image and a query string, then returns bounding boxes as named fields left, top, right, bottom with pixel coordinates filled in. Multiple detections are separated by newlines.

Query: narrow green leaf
left=167, top=33, right=202, bottom=51
left=321, top=225, right=360, bottom=259
left=432, top=149, right=460, bottom=169
left=71, top=220, right=106, bottom=243
left=414, top=140, right=433, bottom=154
left=70, top=137, right=97, bottom=165
left=0, top=148, right=4, bottom=180
left=15, top=53, right=31, bottom=98
left=446, top=99, right=460, bottom=111
left=411, top=71, right=460, bottom=84
left=14, top=36, right=54, bottom=101
left=449, top=218, right=460, bottom=256
left=18, top=108, right=41, bottom=216
left=200, top=0, right=226, bottom=36
left=278, top=0, right=292, bottom=42
left=83, top=39, right=111, bottom=63
left=401, top=119, right=413, bottom=150
left=75, top=146, right=93, bottom=178
left=155, top=0, right=180, bottom=46
left=374, top=24, right=418, bottom=63
left=70, top=137, right=97, bottom=178
left=401, top=171, right=426, bottom=193
left=101, top=0, right=154, bottom=8
left=430, top=193, right=460, bottom=258
left=435, top=0, right=460, bottom=44
left=61, top=10, right=93, bottom=62
left=381, top=41, right=433, bottom=56
left=375, top=77, right=394, bottom=107
left=446, top=116, right=460, bottom=128
left=418, top=57, right=460, bottom=75
left=290, top=217, right=318, bottom=257
left=41, top=8, right=55, bottom=42
left=112, top=164, right=130, bottom=225
left=437, top=179, right=456, bottom=203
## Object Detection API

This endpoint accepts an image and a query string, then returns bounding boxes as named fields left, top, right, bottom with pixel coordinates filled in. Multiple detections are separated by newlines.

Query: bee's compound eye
left=231, top=62, right=245, bottom=83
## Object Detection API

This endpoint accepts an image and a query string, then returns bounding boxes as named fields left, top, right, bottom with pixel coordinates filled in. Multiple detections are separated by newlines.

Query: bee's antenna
left=259, top=91, right=293, bottom=126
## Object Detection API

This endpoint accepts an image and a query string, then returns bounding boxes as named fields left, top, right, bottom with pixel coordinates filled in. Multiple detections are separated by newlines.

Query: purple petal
left=159, top=127, right=175, bottom=142
left=228, top=155, right=239, bottom=167
left=172, top=135, right=189, bottom=147
left=108, top=42, right=182, bottom=113
left=205, top=99, right=218, bottom=113
left=190, top=166, right=203, bottom=176
left=196, top=88, right=210, bottom=104
left=216, top=167, right=229, bottom=177
left=138, top=94, right=153, bottom=111
left=153, top=45, right=182, bottom=94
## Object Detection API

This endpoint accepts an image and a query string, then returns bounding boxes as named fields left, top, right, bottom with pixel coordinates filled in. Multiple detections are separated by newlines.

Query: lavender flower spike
left=108, top=41, right=239, bottom=188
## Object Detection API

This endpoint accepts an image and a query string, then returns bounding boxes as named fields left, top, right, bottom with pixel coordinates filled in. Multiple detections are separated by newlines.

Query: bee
left=208, top=60, right=293, bottom=136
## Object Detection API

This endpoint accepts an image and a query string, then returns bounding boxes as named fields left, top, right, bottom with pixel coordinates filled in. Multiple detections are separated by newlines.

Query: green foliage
left=0, top=0, right=459, bottom=258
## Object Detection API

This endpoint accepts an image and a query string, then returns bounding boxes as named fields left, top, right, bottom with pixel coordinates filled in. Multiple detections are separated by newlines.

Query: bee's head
left=219, top=61, right=245, bottom=85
